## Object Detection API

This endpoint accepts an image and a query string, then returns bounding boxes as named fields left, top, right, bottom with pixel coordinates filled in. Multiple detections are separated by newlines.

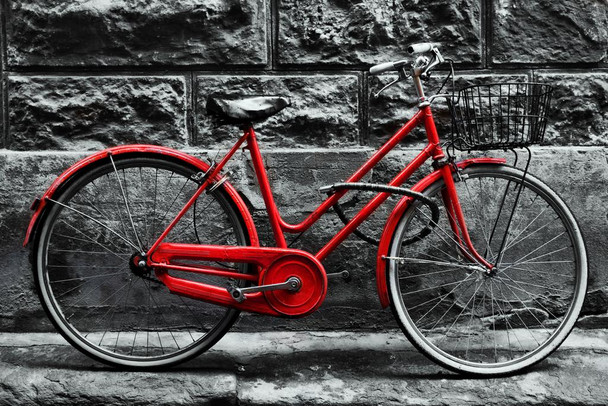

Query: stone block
left=492, top=0, right=608, bottom=64
left=1, top=147, right=607, bottom=332
left=6, top=0, right=267, bottom=67
left=278, top=0, right=481, bottom=66
left=368, top=73, right=528, bottom=146
left=537, top=72, right=608, bottom=146
left=196, top=75, right=359, bottom=148
left=8, top=75, right=188, bottom=150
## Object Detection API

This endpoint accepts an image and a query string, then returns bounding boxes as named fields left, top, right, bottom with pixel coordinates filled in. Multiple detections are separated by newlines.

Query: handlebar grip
left=369, top=61, right=395, bottom=75
left=407, top=43, right=434, bottom=54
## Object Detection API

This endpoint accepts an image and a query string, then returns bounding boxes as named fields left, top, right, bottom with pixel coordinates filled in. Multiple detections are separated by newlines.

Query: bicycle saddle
left=206, top=95, right=291, bottom=124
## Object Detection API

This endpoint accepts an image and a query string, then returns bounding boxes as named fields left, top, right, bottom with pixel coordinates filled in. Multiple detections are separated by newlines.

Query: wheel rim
left=36, top=158, right=248, bottom=367
left=389, top=166, right=586, bottom=374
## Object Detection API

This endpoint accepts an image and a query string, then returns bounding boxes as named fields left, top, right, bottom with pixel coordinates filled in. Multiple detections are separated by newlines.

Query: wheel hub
left=129, top=253, right=151, bottom=277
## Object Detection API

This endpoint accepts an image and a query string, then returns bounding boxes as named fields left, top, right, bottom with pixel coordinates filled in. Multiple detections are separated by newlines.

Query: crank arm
left=227, top=277, right=301, bottom=303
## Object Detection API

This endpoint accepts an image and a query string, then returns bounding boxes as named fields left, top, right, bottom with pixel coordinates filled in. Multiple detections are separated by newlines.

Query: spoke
left=435, top=279, right=484, bottom=343
left=463, top=176, right=495, bottom=259
left=68, top=279, right=132, bottom=325
left=404, top=275, right=475, bottom=296
left=150, top=168, right=159, bottom=247
left=490, top=281, right=498, bottom=362
left=399, top=267, right=466, bottom=280
left=464, top=282, right=483, bottom=360
left=109, top=155, right=145, bottom=253
left=494, top=274, right=562, bottom=320
left=156, top=177, right=191, bottom=233
left=413, top=205, right=485, bottom=268
left=500, top=205, right=552, bottom=253
left=171, top=194, right=217, bottom=241
left=50, top=271, right=125, bottom=283
left=498, top=232, right=566, bottom=272
left=500, top=244, right=570, bottom=273
left=412, top=273, right=477, bottom=326
left=501, top=265, right=573, bottom=278
left=493, top=279, right=526, bottom=357
left=492, top=276, right=553, bottom=335
left=139, top=167, right=150, bottom=248
left=114, top=277, right=136, bottom=352
left=396, top=257, right=484, bottom=271
left=52, top=248, right=130, bottom=257
left=141, top=277, right=181, bottom=350
left=49, top=198, right=141, bottom=252
left=54, top=227, right=130, bottom=259
left=500, top=217, right=556, bottom=258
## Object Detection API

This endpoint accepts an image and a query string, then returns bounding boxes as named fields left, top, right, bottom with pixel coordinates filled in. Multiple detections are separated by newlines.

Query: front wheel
left=33, top=155, right=252, bottom=369
left=387, top=164, right=587, bottom=376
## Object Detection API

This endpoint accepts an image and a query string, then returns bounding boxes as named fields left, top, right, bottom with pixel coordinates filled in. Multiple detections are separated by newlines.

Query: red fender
left=23, top=144, right=259, bottom=248
left=375, top=158, right=506, bottom=308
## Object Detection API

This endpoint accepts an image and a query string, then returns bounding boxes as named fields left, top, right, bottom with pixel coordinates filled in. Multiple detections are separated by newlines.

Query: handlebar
left=369, top=43, right=446, bottom=99
left=369, top=43, right=440, bottom=76
left=369, top=60, right=407, bottom=75
left=407, top=43, right=434, bottom=54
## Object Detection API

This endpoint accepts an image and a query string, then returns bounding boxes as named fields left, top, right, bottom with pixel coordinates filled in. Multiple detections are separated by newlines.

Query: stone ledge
left=0, top=330, right=607, bottom=405
left=1, top=147, right=607, bottom=332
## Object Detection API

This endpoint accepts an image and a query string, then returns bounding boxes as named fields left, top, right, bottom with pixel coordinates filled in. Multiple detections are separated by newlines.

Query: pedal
left=226, top=280, right=245, bottom=303
left=327, top=270, right=351, bottom=282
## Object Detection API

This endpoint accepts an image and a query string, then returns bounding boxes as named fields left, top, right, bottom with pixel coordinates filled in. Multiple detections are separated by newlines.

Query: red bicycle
left=25, top=44, right=587, bottom=376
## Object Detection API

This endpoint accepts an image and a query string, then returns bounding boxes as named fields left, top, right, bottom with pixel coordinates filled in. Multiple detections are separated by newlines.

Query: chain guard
left=261, top=254, right=327, bottom=317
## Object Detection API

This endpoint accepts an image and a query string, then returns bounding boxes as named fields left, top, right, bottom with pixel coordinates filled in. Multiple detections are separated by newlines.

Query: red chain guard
left=262, top=254, right=327, bottom=317
left=151, top=243, right=327, bottom=318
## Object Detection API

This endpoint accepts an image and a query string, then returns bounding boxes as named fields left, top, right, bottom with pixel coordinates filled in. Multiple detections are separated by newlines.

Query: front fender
left=375, top=158, right=506, bottom=308
left=23, top=144, right=259, bottom=247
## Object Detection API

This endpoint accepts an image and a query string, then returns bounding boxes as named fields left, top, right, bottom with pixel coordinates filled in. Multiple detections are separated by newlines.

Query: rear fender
left=375, top=158, right=506, bottom=308
left=23, top=144, right=259, bottom=247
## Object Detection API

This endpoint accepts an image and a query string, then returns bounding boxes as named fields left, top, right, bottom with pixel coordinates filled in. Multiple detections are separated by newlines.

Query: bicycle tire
left=32, top=155, right=252, bottom=369
left=387, top=164, right=587, bottom=376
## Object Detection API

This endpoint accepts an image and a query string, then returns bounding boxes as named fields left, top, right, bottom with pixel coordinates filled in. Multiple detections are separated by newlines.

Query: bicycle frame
left=140, top=104, right=494, bottom=316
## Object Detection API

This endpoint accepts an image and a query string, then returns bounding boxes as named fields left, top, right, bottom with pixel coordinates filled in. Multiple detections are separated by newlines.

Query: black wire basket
left=448, top=83, right=553, bottom=151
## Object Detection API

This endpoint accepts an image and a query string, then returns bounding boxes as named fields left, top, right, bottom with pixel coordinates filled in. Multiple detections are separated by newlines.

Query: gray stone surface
left=0, top=330, right=607, bottom=405
left=368, top=73, right=528, bottom=146
left=537, top=72, right=608, bottom=146
left=493, top=0, right=608, bottom=64
left=196, top=75, right=359, bottom=147
left=1, top=147, right=607, bottom=332
left=278, top=0, right=481, bottom=66
left=8, top=75, right=188, bottom=150
left=6, top=0, right=268, bottom=66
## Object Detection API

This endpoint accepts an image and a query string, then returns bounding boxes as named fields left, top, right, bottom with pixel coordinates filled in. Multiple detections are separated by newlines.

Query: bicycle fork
left=438, top=163, right=494, bottom=273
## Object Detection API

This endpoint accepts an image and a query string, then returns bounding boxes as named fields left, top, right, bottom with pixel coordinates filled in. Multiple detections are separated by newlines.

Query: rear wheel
left=387, top=164, right=587, bottom=376
left=33, top=155, right=251, bottom=369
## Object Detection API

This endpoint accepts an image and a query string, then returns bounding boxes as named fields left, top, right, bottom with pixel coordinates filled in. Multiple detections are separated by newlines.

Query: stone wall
left=0, top=0, right=607, bottom=332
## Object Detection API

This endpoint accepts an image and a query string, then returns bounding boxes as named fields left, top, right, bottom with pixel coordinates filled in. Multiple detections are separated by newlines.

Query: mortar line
left=188, top=71, right=196, bottom=147
left=269, top=0, right=278, bottom=71
left=482, top=0, right=492, bottom=69
left=359, top=71, right=369, bottom=146
left=0, top=0, right=7, bottom=147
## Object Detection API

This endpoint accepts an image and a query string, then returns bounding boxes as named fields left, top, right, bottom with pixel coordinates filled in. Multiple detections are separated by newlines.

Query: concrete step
left=0, top=329, right=607, bottom=405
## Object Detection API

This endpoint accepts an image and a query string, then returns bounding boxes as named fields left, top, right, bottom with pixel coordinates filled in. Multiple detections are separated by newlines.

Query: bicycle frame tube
left=147, top=104, right=491, bottom=270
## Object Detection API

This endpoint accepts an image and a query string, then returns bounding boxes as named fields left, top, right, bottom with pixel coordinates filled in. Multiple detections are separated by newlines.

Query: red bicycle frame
left=141, top=104, right=494, bottom=316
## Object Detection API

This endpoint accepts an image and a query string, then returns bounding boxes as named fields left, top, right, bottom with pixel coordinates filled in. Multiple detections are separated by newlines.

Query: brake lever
left=373, top=69, right=409, bottom=98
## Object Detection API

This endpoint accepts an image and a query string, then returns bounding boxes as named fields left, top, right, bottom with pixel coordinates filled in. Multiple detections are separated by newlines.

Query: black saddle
left=206, top=95, right=291, bottom=124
